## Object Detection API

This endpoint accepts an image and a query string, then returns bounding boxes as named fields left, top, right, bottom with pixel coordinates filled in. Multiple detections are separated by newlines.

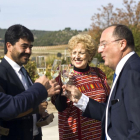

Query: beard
left=11, top=51, right=31, bottom=66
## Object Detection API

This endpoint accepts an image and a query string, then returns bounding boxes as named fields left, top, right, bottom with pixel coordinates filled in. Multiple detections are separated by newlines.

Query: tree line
left=89, top=0, right=140, bottom=61
left=0, top=28, right=84, bottom=46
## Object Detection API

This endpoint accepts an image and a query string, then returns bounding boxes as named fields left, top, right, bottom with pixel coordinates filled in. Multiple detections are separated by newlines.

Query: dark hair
left=4, top=24, right=34, bottom=54
left=106, top=24, right=134, bottom=49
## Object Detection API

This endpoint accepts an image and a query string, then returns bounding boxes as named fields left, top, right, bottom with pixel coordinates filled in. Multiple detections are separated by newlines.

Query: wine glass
left=69, top=64, right=74, bottom=74
left=61, top=64, right=69, bottom=85
left=66, top=56, right=71, bottom=65
left=51, top=59, right=61, bottom=79
left=66, top=56, right=74, bottom=74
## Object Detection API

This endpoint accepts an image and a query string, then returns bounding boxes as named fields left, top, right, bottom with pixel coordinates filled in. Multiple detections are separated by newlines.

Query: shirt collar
left=115, top=51, right=135, bottom=76
left=4, top=55, right=22, bottom=72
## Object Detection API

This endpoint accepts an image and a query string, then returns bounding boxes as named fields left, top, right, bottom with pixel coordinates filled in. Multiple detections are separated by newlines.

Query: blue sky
left=0, top=0, right=139, bottom=31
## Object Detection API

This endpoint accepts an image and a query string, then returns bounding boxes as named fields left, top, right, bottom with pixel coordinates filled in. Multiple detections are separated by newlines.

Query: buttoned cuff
left=73, top=94, right=89, bottom=112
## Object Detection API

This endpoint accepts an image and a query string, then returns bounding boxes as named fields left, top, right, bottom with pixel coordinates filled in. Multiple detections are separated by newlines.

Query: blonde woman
left=52, top=34, right=110, bottom=140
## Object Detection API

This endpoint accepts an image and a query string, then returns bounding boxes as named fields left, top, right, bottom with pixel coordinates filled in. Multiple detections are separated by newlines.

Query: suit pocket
left=111, top=99, right=119, bottom=105
left=110, top=99, right=122, bottom=110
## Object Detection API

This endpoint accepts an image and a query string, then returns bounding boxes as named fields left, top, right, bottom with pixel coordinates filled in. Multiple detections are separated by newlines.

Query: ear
left=120, top=39, right=127, bottom=51
left=6, top=42, right=13, bottom=52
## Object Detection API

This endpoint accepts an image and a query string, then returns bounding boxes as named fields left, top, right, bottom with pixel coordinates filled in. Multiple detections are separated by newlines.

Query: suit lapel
left=107, top=81, right=118, bottom=128
left=109, top=53, right=138, bottom=105
left=107, top=53, right=138, bottom=129
left=1, top=58, right=25, bottom=90
left=109, top=81, right=118, bottom=107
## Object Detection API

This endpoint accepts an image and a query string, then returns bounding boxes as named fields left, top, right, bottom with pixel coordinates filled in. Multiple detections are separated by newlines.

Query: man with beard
left=0, top=24, right=49, bottom=140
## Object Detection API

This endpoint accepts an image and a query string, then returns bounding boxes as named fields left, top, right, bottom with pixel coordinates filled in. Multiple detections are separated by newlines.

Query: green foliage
left=0, top=28, right=7, bottom=39
left=129, top=25, right=140, bottom=52
left=90, top=62, right=114, bottom=86
left=45, top=70, right=52, bottom=80
left=0, top=56, right=4, bottom=60
left=84, top=28, right=88, bottom=31
left=97, top=63, right=114, bottom=86
left=90, top=0, right=140, bottom=55
left=45, top=55, right=61, bottom=79
left=137, top=51, right=140, bottom=56
left=97, top=63, right=114, bottom=80
left=24, top=60, right=39, bottom=82
left=94, top=53, right=104, bottom=62
left=64, top=27, right=71, bottom=31
left=61, top=58, right=66, bottom=64
left=0, top=28, right=6, bottom=46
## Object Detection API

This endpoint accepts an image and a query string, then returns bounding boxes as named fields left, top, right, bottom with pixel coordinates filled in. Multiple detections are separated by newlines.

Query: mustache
left=20, top=53, right=31, bottom=58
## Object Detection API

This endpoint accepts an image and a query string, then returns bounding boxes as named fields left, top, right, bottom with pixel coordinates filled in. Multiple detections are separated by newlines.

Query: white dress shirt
left=74, top=51, right=135, bottom=140
left=4, top=55, right=39, bottom=136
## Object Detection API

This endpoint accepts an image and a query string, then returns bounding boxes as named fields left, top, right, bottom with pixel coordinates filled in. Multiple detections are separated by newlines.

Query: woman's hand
left=61, top=84, right=82, bottom=103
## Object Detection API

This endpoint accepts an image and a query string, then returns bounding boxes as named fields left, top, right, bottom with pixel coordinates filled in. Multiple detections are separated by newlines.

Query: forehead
left=72, top=43, right=86, bottom=51
left=100, top=26, right=116, bottom=42
left=17, top=38, right=32, bottom=44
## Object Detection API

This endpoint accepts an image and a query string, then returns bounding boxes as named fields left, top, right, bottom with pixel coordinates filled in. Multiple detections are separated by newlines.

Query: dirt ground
left=47, top=101, right=58, bottom=114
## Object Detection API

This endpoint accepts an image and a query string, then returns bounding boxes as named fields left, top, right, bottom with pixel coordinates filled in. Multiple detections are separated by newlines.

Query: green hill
left=0, top=27, right=85, bottom=46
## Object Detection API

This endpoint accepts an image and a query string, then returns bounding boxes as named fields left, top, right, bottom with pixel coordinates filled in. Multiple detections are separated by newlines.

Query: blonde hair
left=68, top=34, right=96, bottom=63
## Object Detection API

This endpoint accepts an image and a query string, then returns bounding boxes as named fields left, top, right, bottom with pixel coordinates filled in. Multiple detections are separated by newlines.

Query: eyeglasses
left=98, top=39, right=123, bottom=48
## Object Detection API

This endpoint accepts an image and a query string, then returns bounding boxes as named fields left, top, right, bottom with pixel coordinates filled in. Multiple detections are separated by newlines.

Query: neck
left=74, top=65, right=89, bottom=72
left=112, top=48, right=134, bottom=71
left=122, top=47, right=133, bottom=58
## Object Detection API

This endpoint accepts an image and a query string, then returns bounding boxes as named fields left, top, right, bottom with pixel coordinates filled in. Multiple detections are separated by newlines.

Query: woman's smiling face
left=71, top=43, right=91, bottom=69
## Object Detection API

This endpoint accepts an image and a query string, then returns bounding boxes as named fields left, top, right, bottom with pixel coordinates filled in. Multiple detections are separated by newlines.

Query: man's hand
left=41, top=111, right=49, bottom=118
left=62, top=84, right=82, bottom=103
left=35, top=76, right=51, bottom=90
left=39, top=101, right=48, bottom=115
left=47, top=79, right=60, bottom=97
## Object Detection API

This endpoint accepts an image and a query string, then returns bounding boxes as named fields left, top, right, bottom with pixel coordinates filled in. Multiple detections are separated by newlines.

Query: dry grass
left=31, top=45, right=70, bottom=57
left=33, top=44, right=68, bottom=50
left=47, top=101, right=58, bottom=113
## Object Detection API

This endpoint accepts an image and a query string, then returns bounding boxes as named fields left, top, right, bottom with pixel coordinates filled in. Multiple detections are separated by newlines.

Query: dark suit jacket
left=0, top=58, right=42, bottom=140
left=0, top=83, right=47, bottom=120
left=83, top=53, right=140, bottom=140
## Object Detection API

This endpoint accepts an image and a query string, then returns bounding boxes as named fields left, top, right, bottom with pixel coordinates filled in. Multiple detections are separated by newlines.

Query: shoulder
left=120, top=54, right=140, bottom=84
left=125, top=54, right=140, bottom=72
left=0, top=59, right=11, bottom=77
left=90, top=66, right=106, bottom=79
left=0, top=60, right=8, bottom=71
left=0, top=58, right=9, bottom=68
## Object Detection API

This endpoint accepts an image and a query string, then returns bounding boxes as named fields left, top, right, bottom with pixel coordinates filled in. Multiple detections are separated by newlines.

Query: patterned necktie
left=113, top=73, right=116, bottom=82
left=20, top=67, right=32, bottom=87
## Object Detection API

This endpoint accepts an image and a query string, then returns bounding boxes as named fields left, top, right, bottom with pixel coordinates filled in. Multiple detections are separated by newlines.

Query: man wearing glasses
left=63, top=24, right=140, bottom=140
